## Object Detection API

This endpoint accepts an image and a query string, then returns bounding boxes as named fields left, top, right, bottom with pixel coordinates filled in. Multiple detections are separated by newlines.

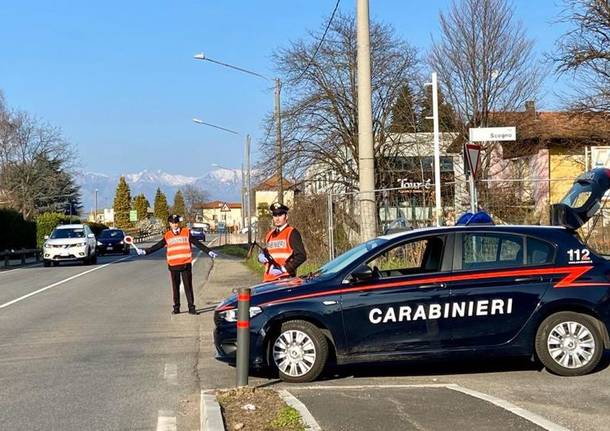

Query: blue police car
left=214, top=169, right=610, bottom=382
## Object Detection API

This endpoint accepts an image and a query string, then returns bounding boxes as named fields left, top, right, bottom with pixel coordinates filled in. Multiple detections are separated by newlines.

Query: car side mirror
left=44, top=235, right=49, bottom=240
left=87, top=233, right=95, bottom=238
left=351, top=264, right=374, bottom=282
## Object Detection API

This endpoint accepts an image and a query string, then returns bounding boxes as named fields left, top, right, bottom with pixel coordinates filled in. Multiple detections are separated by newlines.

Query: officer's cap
left=168, top=214, right=183, bottom=223
left=270, top=202, right=289, bottom=216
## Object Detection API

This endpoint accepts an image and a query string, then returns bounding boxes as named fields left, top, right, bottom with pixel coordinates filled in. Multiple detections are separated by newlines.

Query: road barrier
left=0, top=248, right=41, bottom=268
left=236, top=286, right=251, bottom=387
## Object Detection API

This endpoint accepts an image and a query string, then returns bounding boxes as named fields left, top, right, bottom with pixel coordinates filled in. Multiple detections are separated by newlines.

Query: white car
left=43, top=224, right=98, bottom=267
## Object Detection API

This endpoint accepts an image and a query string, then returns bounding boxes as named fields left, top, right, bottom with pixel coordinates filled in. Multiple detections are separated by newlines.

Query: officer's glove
left=208, top=251, right=218, bottom=259
left=269, top=266, right=285, bottom=276
left=257, top=252, right=268, bottom=264
left=137, top=249, right=146, bottom=256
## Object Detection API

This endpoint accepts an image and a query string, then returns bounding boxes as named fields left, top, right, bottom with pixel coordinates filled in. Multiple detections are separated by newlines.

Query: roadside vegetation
left=217, top=388, right=305, bottom=431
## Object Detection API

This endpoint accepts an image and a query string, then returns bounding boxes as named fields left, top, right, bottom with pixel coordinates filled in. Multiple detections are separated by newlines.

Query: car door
left=341, top=233, right=454, bottom=357
left=448, top=231, right=554, bottom=348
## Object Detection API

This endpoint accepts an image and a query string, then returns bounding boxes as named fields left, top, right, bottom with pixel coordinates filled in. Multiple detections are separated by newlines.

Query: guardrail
left=0, top=248, right=41, bottom=268
left=130, top=230, right=163, bottom=244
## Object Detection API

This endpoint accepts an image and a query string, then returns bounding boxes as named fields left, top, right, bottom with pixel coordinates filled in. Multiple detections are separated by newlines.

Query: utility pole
left=240, top=163, right=246, bottom=230
left=357, top=0, right=377, bottom=242
left=275, top=78, right=284, bottom=204
left=425, top=72, right=442, bottom=227
left=246, top=134, right=253, bottom=245
left=95, top=189, right=98, bottom=222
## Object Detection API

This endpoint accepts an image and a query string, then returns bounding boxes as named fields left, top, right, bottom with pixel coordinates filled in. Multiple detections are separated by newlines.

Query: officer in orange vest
left=258, top=203, right=306, bottom=282
left=137, top=214, right=217, bottom=315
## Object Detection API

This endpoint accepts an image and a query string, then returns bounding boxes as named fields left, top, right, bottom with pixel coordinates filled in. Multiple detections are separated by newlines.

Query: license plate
left=107, top=246, right=113, bottom=250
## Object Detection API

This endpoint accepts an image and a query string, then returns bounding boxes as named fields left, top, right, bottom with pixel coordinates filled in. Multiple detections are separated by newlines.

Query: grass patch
left=213, top=244, right=249, bottom=258
left=269, top=406, right=304, bottom=430
left=217, top=387, right=305, bottom=431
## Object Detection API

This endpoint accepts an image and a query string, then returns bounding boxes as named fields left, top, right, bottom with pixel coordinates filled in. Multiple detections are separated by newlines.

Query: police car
left=214, top=169, right=610, bottom=383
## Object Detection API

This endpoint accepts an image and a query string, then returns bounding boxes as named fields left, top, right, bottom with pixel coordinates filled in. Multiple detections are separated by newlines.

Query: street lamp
left=193, top=52, right=284, bottom=204
left=95, top=189, right=98, bottom=222
left=193, top=119, right=253, bottom=245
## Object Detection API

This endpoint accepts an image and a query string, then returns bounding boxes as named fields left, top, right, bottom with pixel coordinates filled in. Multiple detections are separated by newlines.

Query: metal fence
left=287, top=177, right=610, bottom=265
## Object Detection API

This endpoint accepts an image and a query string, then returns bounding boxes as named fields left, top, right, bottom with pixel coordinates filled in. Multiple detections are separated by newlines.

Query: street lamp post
left=95, top=189, right=98, bottom=222
left=194, top=52, right=284, bottom=204
left=193, top=119, right=253, bottom=245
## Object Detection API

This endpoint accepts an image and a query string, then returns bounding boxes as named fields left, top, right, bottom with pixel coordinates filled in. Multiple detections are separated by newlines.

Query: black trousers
left=169, top=263, right=195, bottom=309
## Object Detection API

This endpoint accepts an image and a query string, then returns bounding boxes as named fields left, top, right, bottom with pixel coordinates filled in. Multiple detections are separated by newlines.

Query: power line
left=293, top=0, right=341, bottom=83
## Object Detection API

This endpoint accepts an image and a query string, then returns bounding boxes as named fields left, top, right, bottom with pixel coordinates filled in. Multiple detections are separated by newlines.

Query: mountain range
left=76, top=169, right=244, bottom=214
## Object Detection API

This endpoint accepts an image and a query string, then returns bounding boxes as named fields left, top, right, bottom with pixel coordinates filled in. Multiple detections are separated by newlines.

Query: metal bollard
left=236, top=286, right=251, bottom=387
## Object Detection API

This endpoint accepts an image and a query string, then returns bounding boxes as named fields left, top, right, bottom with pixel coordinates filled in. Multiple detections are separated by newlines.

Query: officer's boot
left=172, top=305, right=180, bottom=314
left=188, top=305, right=197, bottom=315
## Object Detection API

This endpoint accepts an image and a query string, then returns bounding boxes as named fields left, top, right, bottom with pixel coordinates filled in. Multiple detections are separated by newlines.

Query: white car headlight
left=97, top=241, right=103, bottom=246
left=220, top=306, right=263, bottom=322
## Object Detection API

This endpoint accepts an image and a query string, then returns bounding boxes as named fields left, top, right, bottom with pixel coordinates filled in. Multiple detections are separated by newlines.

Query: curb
left=278, top=389, right=322, bottom=431
left=201, top=390, right=225, bottom=431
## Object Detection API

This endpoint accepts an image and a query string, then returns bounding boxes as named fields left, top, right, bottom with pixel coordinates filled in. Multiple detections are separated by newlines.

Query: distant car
left=190, top=223, right=207, bottom=241
left=43, top=224, right=97, bottom=266
left=96, top=228, right=130, bottom=255
left=383, top=218, right=412, bottom=235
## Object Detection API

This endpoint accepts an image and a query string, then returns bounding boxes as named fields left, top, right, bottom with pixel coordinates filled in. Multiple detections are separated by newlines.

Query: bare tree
left=429, top=0, right=543, bottom=132
left=259, top=12, right=420, bottom=190
left=182, top=184, right=209, bottom=222
left=0, top=106, right=78, bottom=219
left=554, top=0, right=610, bottom=112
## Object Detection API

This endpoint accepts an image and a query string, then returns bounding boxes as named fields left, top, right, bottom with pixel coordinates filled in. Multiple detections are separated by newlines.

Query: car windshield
left=51, top=228, right=85, bottom=239
left=312, top=238, right=388, bottom=277
left=192, top=228, right=203, bottom=232
left=99, top=230, right=123, bottom=239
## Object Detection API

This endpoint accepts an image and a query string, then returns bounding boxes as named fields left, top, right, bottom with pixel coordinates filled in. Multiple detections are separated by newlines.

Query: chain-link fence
left=287, top=176, right=610, bottom=267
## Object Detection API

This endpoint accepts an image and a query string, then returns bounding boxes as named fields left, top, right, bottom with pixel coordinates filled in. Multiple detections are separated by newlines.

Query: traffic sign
left=129, top=210, right=138, bottom=222
left=465, top=143, right=481, bottom=177
left=220, top=202, right=231, bottom=212
left=469, top=127, right=516, bottom=142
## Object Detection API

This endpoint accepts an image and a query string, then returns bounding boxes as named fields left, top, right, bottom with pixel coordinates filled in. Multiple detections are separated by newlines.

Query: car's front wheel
left=43, top=260, right=51, bottom=267
left=535, top=311, right=604, bottom=376
left=270, top=320, right=328, bottom=383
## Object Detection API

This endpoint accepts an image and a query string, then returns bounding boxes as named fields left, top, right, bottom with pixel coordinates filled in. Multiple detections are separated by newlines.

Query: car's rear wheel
left=535, top=312, right=603, bottom=376
left=270, top=320, right=328, bottom=383
left=43, top=260, right=51, bottom=267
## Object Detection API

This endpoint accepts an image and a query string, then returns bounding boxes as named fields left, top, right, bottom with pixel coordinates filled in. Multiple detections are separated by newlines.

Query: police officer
left=258, top=203, right=306, bottom=282
left=137, top=214, right=217, bottom=315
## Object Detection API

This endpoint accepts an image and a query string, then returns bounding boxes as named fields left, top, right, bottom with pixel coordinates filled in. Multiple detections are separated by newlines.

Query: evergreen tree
left=132, top=193, right=149, bottom=222
left=113, top=176, right=132, bottom=228
left=389, top=84, right=417, bottom=133
left=418, top=81, right=458, bottom=133
left=153, top=188, right=169, bottom=223
left=171, top=190, right=186, bottom=218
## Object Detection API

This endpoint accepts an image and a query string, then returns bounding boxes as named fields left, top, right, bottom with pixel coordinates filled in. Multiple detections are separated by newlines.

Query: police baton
left=124, top=236, right=141, bottom=254
left=236, top=286, right=251, bottom=387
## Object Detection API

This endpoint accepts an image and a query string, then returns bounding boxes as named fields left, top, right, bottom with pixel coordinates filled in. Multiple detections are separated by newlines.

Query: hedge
left=0, top=209, right=37, bottom=250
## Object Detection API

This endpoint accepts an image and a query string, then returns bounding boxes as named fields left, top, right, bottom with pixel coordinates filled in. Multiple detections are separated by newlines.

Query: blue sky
left=0, top=1, right=569, bottom=177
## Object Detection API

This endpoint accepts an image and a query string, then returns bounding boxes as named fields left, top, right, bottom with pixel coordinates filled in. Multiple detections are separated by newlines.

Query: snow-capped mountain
left=76, top=169, right=243, bottom=214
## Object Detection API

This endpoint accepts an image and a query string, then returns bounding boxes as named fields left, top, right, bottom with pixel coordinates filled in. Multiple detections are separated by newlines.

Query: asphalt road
left=0, top=244, right=212, bottom=431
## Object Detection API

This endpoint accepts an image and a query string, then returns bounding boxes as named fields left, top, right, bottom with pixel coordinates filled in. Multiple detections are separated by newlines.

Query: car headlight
left=119, top=241, right=124, bottom=245
left=219, top=306, right=263, bottom=322
left=74, top=241, right=87, bottom=247
left=97, top=241, right=103, bottom=246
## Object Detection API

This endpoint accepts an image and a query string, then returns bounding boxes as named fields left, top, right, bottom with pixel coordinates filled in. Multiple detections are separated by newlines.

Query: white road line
left=446, top=384, right=570, bottom=431
left=0, top=256, right=132, bottom=310
left=278, top=389, right=322, bottom=431
left=164, top=363, right=178, bottom=385
left=287, top=383, right=569, bottom=431
left=156, top=410, right=176, bottom=431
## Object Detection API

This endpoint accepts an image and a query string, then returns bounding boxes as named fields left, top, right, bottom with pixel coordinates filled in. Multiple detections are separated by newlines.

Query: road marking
left=446, top=384, right=570, bottom=431
left=288, top=383, right=569, bottom=431
left=0, top=256, right=132, bottom=310
left=164, top=363, right=178, bottom=385
left=278, top=390, right=321, bottom=431
left=156, top=410, right=176, bottom=431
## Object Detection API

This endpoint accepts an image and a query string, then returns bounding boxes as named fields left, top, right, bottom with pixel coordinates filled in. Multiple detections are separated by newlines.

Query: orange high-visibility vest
left=263, top=226, right=294, bottom=282
left=164, top=228, right=192, bottom=267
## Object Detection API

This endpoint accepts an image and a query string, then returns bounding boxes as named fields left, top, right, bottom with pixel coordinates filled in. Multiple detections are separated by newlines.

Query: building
left=467, top=101, right=610, bottom=222
left=198, top=201, right=242, bottom=232
left=254, top=175, right=298, bottom=213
